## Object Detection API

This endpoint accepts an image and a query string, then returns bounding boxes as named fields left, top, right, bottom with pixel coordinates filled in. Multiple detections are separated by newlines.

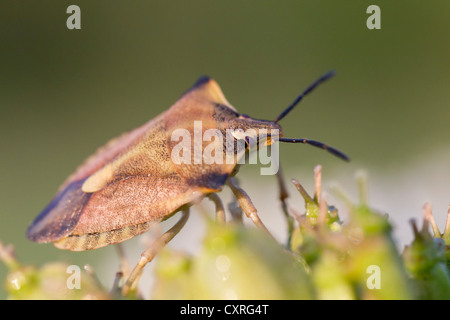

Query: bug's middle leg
left=207, top=193, right=226, bottom=224
left=121, top=209, right=190, bottom=296
left=226, top=177, right=273, bottom=238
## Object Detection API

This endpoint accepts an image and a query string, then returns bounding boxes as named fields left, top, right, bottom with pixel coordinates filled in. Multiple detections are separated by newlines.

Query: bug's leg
left=228, top=200, right=244, bottom=224
left=226, top=177, right=273, bottom=238
left=276, top=166, right=295, bottom=241
left=207, top=193, right=226, bottom=224
left=226, top=177, right=244, bottom=223
left=110, top=271, right=124, bottom=297
left=121, top=209, right=190, bottom=297
left=115, top=243, right=131, bottom=281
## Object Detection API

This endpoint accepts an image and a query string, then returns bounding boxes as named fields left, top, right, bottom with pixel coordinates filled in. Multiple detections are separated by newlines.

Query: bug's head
left=230, top=71, right=350, bottom=161
left=228, top=115, right=283, bottom=150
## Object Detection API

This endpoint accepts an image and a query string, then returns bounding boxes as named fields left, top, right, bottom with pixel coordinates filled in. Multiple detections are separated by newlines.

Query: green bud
left=5, top=262, right=110, bottom=300
left=153, top=222, right=314, bottom=299
left=152, top=249, right=194, bottom=299
left=403, top=219, right=450, bottom=299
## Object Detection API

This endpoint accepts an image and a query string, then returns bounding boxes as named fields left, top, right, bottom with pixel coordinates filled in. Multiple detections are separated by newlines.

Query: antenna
left=274, top=70, right=335, bottom=123
left=279, top=137, right=350, bottom=162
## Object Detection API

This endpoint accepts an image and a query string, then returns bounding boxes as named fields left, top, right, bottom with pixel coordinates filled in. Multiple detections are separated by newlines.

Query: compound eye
left=231, top=128, right=246, bottom=140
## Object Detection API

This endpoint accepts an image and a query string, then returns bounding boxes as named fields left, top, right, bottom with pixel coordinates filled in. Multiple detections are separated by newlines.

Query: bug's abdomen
left=53, top=220, right=156, bottom=251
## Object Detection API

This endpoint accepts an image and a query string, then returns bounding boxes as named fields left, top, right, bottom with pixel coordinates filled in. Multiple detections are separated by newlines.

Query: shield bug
left=27, top=71, right=349, bottom=295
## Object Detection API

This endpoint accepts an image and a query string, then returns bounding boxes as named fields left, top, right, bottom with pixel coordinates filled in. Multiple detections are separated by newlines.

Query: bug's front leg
left=121, top=209, right=190, bottom=297
left=207, top=193, right=226, bottom=224
left=226, top=177, right=273, bottom=238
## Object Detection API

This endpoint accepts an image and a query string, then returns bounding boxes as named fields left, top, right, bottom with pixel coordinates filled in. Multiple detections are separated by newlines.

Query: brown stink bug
left=27, top=71, right=349, bottom=295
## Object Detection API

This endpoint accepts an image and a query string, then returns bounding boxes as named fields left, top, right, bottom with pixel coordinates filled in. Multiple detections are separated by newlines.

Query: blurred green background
left=1, top=1, right=449, bottom=299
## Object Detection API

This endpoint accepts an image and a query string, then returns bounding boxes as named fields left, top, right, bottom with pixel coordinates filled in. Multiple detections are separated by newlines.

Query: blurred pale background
left=1, top=1, right=449, bottom=298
